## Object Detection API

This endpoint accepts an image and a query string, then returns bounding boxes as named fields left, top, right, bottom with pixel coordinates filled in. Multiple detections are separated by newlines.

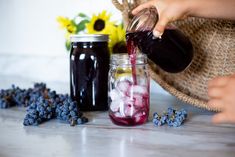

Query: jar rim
left=70, top=34, right=109, bottom=42
left=110, top=53, right=147, bottom=65
left=126, top=7, right=158, bottom=33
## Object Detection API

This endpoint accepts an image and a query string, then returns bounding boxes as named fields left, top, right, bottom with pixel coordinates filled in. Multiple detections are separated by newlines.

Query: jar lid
left=70, top=34, right=109, bottom=42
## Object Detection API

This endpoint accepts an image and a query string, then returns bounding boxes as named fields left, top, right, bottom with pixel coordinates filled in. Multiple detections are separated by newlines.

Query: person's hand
left=208, top=74, right=235, bottom=124
left=132, top=0, right=190, bottom=37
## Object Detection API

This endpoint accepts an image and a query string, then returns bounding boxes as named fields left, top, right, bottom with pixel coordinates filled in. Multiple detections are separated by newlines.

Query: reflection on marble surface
left=0, top=55, right=235, bottom=157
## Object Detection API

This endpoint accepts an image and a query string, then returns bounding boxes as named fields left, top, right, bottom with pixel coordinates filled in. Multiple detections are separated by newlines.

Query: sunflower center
left=94, top=19, right=105, bottom=31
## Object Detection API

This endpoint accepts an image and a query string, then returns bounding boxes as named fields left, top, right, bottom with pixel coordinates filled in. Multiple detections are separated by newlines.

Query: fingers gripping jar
left=108, top=53, right=150, bottom=126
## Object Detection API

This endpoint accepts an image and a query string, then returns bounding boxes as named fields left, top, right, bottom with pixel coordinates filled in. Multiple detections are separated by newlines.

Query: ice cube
left=124, top=104, right=135, bottom=117
left=133, top=94, right=145, bottom=108
left=128, top=85, right=148, bottom=97
left=110, top=100, right=122, bottom=112
left=124, top=98, right=136, bottom=117
left=116, top=80, right=132, bottom=94
left=109, top=89, right=122, bottom=101
left=118, top=97, right=135, bottom=117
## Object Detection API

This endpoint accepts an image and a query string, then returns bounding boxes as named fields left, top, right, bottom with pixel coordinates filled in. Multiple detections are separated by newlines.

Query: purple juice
left=127, top=34, right=138, bottom=85
left=108, top=80, right=149, bottom=126
left=108, top=34, right=150, bottom=126
left=126, top=29, right=193, bottom=73
left=109, top=110, right=148, bottom=126
left=70, top=40, right=109, bottom=111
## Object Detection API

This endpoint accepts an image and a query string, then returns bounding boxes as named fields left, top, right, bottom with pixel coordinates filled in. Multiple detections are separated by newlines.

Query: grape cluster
left=0, top=83, right=88, bottom=126
left=0, top=83, right=47, bottom=108
left=23, top=96, right=56, bottom=126
left=56, top=95, right=88, bottom=126
left=0, top=88, right=15, bottom=108
left=153, top=107, right=187, bottom=127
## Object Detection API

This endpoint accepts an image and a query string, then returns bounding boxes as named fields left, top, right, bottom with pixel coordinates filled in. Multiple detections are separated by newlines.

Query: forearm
left=185, top=0, right=235, bottom=20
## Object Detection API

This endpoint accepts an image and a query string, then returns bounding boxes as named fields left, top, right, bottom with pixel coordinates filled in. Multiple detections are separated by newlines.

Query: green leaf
left=65, top=40, right=71, bottom=51
left=120, top=22, right=124, bottom=28
left=78, top=13, right=88, bottom=18
left=76, top=19, right=90, bottom=33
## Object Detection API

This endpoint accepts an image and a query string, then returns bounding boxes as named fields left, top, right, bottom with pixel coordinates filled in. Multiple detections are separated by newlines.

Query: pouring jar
left=126, top=8, right=194, bottom=73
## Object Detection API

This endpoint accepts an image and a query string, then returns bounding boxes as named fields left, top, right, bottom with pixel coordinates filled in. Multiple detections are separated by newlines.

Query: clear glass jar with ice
left=108, top=53, right=150, bottom=126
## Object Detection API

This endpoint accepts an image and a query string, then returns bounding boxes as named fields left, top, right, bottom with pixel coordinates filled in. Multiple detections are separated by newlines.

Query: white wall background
left=0, top=0, right=167, bottom=94
left=0, top=0, right=122, bottom=57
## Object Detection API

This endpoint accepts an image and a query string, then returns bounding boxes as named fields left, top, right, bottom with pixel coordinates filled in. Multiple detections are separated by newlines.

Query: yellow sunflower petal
left=100, top=10, right=111, bottom=21
left=67, top=24, right=77, bottom=34
left=57, top=16, right=71, bottom=29
left=108, top=27, right=118, bottom=50
left=116, top=24, right=126, bottom=41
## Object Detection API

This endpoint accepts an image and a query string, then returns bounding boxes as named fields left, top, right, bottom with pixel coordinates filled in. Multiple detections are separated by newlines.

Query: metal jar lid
left=70, top=34, right=109, bottom=42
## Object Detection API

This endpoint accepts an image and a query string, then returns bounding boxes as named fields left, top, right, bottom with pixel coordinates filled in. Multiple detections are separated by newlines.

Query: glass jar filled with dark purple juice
left=70, top=34, right=110, bottom=111
left=126, top=8, right=193, bottom=73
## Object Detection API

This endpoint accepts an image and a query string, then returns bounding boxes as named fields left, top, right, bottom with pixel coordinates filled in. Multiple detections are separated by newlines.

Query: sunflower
left=57, top=16, right=77, bottom=34
left=109, top=24, right=127, bottom=54
left=86, top=10, right=115, bottom=34
left=57, top=16, right=78, bottom=50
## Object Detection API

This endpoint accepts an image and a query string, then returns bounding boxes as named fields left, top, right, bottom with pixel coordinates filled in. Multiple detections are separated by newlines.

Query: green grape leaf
left=78, top=13, right=88, bottom=18
left=76, top=19, right=90, bottom=33
left=65, top=40, right=71, bottom=51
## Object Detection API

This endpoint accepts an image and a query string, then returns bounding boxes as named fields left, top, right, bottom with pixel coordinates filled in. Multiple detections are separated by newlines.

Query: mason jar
left=70, top=34, right=110, bottom=111
left=108, top=53, right=150, bottom=126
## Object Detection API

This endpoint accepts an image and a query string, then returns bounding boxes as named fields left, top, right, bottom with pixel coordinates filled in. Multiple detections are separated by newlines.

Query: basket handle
left=112, top=0, right=140, bottom=27
left=112, top=0, right=124, bottom=11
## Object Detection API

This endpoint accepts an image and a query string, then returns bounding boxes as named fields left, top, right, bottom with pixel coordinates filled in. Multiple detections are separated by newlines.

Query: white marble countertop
left=0, top=55, right=235, bottom=157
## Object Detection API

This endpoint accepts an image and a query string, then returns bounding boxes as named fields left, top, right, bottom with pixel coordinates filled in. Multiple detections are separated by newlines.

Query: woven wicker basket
left=112, top=0, right=235, bottom=111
